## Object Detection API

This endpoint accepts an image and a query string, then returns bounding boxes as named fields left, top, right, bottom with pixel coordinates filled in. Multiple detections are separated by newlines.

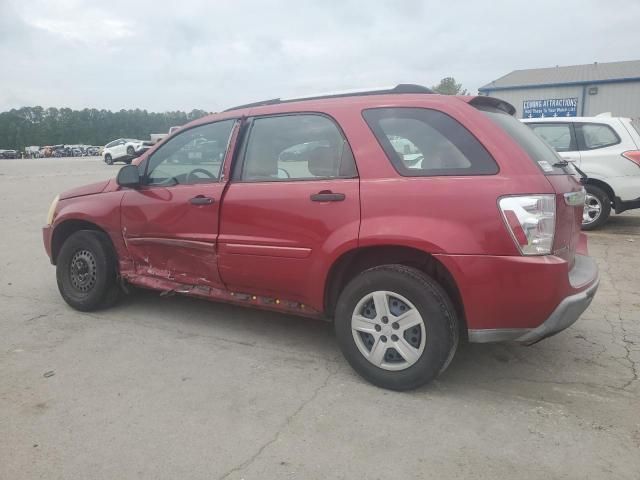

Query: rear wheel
left=582, top=184, right=611, bottom=230
left=334, top=265, right=458, bottom=390
left=104, top=154, right=113, bottom=165
left=56, top=230, right=121, bottom=311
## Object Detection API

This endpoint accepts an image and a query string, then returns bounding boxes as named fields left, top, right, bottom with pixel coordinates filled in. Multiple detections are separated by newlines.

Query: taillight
left=622, top=150, right=640, bottom=167
left=499, top=195, right=556, bottom=255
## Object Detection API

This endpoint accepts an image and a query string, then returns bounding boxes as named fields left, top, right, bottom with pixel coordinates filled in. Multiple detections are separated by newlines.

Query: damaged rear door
left=120, top=119, right=238, bottom=287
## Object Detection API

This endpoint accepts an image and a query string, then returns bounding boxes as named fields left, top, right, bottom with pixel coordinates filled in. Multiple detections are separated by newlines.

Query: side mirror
left=117, top=164, right=141, bottom=188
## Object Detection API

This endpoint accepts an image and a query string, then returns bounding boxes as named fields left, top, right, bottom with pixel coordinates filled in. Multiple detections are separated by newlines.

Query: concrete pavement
left=1, top=157, right=638, bottom=479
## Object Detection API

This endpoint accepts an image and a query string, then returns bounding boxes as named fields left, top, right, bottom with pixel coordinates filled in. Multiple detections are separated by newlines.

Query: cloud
left=1, top=0, right=639, bottom=112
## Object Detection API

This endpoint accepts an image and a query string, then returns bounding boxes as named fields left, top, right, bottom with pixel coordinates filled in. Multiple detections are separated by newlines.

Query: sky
left=1, top=0, right=639, bottom=113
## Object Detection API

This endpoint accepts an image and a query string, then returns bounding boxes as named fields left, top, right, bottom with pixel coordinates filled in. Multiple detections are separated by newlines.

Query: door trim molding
left=127, top=237, right=215, bottom=253
left=221, top=243, right=311, bottom=259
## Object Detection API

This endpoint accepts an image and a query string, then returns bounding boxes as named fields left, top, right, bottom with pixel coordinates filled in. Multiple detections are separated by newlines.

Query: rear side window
left=576, top=123, right=620, bottom=150
left=528, top=123, right=575, bottom=152
left=240, top=114, right=357, bottom=182
left=478, top=106, right=566, bottom=174
left=363, top=108, right=497, bottom=176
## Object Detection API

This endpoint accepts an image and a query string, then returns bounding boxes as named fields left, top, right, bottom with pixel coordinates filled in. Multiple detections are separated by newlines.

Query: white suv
left=523, top=115, right=640, bottom=229
left=102, top=138, right=151, bottom=165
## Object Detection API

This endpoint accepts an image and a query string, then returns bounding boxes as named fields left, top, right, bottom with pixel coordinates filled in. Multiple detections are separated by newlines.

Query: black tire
left=334, top=265, right=458, bottom=391
left=126, top=146, right=135, bottom=156
left=56, top=230, right=121, bottom=311
left=582, top=184, right=611, bottom=230
left=104, top=154, right=113, bottom=165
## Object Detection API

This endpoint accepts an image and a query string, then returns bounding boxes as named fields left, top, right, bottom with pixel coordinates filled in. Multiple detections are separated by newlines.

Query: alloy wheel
left=583, top=193, right=602, bottom=225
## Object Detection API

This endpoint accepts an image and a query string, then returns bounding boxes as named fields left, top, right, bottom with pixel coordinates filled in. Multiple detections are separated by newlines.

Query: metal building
left=479, top=60, right=640, bottom=119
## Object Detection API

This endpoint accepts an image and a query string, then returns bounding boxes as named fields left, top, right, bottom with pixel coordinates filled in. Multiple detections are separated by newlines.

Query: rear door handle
left=189, top=195, right=215, bottom=205
left=310, top=191, right=345, bottom=202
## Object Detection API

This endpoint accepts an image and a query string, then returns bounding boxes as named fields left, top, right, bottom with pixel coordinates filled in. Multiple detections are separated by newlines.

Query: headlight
left=46, top=195, right=59, bottom=225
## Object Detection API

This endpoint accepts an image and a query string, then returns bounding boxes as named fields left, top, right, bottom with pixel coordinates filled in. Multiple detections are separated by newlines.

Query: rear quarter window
left=576, top=123, right=620, bottom=150
left=362, top=108, right=498, bottom=176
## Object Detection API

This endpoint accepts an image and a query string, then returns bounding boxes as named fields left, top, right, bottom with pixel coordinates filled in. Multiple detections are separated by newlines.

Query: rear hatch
left=470, top=97, right=584, bottom=267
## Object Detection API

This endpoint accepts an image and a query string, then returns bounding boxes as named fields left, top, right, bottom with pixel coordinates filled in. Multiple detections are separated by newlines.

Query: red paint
left=43, top=93, right=597, bottom=331
left=217, top=179, right=360, bottom=306
left=120, top=183, right=227, bottom=287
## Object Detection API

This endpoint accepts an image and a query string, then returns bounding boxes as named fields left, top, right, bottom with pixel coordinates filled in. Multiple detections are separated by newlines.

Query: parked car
left=0, top=149, right=18, bottom=159
left=85, top=146, right=101, bottom=156
left=43, top=85, right=599, bottom=390
left=523, top=115, right=640, bottom=229
left=102, top=138, right=153, bottom=165
left=40, top=146, right=53, bottom=157
left=51, top=145, right=70, bottom=157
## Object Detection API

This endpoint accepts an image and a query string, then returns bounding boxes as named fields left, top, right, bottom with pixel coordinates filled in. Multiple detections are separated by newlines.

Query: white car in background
left=102, top=138, right=152, bottom=165
left=523, top=115, right=640, bottom=229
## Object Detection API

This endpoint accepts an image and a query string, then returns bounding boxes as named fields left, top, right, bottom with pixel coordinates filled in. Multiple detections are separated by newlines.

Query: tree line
left=0, top=107, right=210, bottom=150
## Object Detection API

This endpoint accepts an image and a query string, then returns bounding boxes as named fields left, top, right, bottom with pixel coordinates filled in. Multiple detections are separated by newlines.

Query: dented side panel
left=120, top=183, right=227, bottom=287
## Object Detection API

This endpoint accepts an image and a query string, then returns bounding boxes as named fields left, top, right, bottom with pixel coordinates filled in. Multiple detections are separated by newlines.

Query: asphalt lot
left=1, top=157, right=639, bottom=479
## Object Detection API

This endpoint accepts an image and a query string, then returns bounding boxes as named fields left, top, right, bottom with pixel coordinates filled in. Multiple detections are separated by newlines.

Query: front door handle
left=189, top=195, right=215, bottom=205
left=310, top=191, right=345, bottom=202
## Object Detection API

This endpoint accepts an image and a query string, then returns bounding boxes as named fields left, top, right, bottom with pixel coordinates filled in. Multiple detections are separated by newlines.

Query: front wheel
left=126, top=146, right=135, bottom=156
left=582, top=184, right=611, bottom=230
left=56, top=230, right=121, bottom=311
left=104, top=154, right=113, bottom=165
left=334, top=265, right=458, bottom=390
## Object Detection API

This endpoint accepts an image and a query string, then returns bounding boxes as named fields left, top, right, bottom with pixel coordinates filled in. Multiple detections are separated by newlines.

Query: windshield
left=476, top=106, right=571, bottom=175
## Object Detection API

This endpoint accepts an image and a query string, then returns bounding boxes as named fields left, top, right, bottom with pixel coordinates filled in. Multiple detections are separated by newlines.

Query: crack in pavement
left=217, top=363, right=337, bottom=480
left=599, top=243, right=639, bottom=391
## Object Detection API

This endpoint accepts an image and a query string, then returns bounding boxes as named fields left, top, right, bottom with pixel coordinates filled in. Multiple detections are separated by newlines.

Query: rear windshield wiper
left=553, top=159, right=588, bottom=184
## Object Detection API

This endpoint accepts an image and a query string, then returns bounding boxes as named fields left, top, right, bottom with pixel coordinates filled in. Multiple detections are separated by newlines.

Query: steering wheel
left=186, top=168, right=216, bottom=183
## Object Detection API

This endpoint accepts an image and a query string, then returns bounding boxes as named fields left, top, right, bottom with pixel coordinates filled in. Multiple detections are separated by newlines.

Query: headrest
left=307, top=146, right=338, bottom=177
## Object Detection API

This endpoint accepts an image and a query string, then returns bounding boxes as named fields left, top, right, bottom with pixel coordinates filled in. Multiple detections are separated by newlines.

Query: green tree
left=0, top=107, right=210, bottom=150
left=432, top=77, right=468, bottom=95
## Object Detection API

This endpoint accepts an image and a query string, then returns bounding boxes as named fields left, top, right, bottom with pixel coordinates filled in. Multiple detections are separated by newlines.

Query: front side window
left=146, top=120, right=235, bottom=186
left=577, top=123, right=620, bottom=150
left=363, top=108, right=498, bottom=176
left=240, top=114, right=357, bottom=182
left=529, top=124, right=574, bottom=152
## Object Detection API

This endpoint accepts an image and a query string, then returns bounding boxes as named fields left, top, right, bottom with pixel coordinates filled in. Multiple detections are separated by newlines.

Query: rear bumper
left=466, top=253, right=599, bottom=344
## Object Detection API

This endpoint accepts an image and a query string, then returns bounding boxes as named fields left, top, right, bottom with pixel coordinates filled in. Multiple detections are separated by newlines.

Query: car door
left=528, top=122, right=581, bottom=165
left=217, top=113, right=360, bottom=309
left=110, top=139, right=125, bottom=159
left=120, top=119, right=238, bottom=287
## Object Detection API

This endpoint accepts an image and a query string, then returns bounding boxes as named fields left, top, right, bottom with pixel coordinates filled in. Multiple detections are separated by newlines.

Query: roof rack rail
left=224, top=84, right=433, bottom=112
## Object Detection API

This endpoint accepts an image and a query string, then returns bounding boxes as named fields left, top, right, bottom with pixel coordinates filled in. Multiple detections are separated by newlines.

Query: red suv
left=43, top=85, right=599, bottom=390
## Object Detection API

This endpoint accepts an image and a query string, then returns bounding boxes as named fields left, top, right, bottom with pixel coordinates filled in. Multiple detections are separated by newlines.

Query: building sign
left=523, top=98, right=578, bottom=118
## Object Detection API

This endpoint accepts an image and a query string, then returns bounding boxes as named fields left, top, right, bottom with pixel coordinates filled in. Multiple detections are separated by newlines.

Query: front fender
left=50, top=191, right=128, bottom=265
